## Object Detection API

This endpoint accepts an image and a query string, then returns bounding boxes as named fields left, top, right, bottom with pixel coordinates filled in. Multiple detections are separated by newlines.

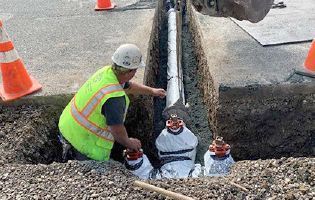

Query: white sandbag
left=159, top=161, right=203, bottom=179
left=156, top=126, right=198, bottom=161
left=204, top=150, right=235, bottom=176
left=191, top=164, right=202, bottom=178
left=155, top=126, right=198, bottom=178
left=160, top=160, right=195, bottom=178
left=125, top=154, right=154, bottom=180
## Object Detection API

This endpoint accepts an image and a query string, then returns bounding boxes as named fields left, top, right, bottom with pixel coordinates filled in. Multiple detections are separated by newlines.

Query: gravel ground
left=0, top=104, right=314, bottom=199
left=0, top=158, right=313, bottom=199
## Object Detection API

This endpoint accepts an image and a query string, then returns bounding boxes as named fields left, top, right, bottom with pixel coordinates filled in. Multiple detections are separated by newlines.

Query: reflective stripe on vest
left=81, top=84, right=123, bottom=117
left=70, top=97, right=114, bottom=142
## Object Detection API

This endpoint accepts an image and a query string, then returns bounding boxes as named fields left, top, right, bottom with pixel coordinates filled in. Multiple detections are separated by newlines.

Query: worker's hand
left=126, top=138, right=142, bottom=151
left=152, top=88, right=166, bottom=98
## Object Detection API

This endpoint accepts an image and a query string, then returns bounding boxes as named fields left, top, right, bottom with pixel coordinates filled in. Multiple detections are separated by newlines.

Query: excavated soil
left=1, top=141, right=314, bottom=199
left=0, top=104, right=62, bottom=165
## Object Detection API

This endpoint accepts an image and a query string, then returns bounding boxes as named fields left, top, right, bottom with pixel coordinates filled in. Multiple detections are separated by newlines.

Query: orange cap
left=209, top=136, right=231, bottom=157
left=123, top=149, right=143, bottom=161
left=166, top=113, right=184, bottom=130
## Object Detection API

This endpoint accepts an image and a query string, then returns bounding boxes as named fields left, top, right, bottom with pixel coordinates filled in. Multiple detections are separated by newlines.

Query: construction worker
left=58, top=44, right=166, bottom=161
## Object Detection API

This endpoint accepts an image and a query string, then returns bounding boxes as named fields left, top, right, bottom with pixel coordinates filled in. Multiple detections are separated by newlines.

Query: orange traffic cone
left=0, top=20, right=42, bottom=101
left=95, top=0, right=116, bottom=11
left=304, top=40, right=315, bottom=72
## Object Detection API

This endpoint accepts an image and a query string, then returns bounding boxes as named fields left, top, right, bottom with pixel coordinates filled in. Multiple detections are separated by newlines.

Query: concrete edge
left=0, top=94, right=74, bottom=107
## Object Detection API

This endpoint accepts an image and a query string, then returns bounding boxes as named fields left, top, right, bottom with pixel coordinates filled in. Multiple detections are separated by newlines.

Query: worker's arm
left=125, top=81, right=166, bottom=98
left=108, top=124, right=141, bottom=151
left=102, top=97, right=141, bottom=151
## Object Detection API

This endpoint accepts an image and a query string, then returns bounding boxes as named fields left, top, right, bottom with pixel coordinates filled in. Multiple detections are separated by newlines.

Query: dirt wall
left=0, top=103, right=62, bottom=164
left=186, top=0, right=219, bottom=137
left=218, top=84, right=315, bottom=160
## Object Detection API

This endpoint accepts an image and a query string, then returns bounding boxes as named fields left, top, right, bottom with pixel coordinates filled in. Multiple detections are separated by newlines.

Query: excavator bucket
left=192, top=0, right=274, bottom=23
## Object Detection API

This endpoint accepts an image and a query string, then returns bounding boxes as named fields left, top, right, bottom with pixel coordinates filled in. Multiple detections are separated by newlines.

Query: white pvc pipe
left=166, top=8, right=185, bottom=108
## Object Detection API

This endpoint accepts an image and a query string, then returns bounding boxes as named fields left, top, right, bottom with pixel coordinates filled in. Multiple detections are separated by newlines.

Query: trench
left=1, top=0, right=313, bottom=166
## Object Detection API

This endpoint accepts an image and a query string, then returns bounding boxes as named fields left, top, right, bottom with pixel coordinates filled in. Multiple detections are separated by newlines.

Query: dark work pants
left=58, top=133, right=89, bottom=162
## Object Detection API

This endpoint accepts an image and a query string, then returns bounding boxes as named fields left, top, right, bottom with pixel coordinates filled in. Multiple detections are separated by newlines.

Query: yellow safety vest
left=59, top=66, right=130, bottom=160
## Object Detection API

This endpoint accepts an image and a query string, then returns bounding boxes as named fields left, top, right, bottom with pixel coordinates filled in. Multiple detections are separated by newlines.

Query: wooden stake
left=229, top=181, right=249, bottom=192
left=134, top=180, right=196, bottom=200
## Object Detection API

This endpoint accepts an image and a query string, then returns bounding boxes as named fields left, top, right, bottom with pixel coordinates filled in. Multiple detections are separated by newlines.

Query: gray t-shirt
left=101, top=82, right=130, bottom=125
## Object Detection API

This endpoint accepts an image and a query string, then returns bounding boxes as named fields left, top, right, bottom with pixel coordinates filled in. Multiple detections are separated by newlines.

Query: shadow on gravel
left=0, top=104, right=63, bottom=165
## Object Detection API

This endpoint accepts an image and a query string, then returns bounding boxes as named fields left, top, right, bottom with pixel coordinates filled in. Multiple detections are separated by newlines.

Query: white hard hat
left=112, top=44, right=145, bottom=69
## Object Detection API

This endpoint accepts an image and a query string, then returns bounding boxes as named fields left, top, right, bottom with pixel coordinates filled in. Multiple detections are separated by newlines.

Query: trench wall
left=187, top=0, right=315, bottom=160
left=218, top=85, right=315, bottom=160
left=186, top=0, right=219, bottom=135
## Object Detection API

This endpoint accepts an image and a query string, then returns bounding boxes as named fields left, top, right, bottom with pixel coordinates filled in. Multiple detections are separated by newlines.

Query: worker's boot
left=58, top=134, right=73, bottom=162
left=58, top=134, right=89, bottom=161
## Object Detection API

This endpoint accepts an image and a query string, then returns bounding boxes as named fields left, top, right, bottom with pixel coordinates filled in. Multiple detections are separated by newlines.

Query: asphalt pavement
left=194, top=10, right=314, bottom=88
left=0, top=0, right=156, bottom=96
